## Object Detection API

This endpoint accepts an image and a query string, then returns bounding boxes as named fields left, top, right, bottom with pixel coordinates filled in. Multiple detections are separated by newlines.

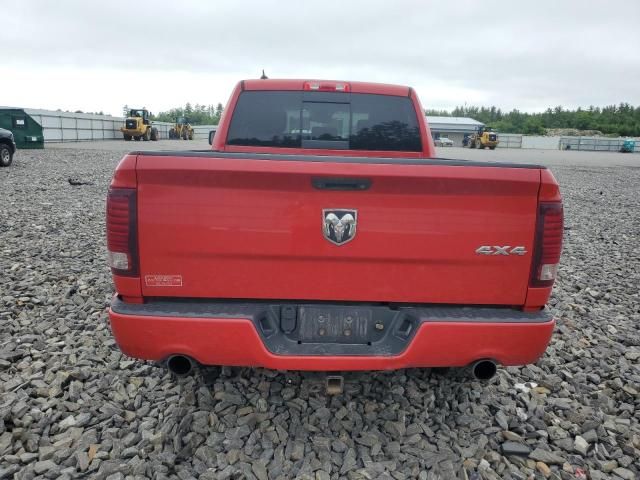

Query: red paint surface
left=135, top=157, right=540, bottom=304
left=109, top=309, right=555, bottom=370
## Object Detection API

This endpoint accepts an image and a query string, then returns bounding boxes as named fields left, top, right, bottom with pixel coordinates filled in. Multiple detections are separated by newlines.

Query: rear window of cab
left=226, top=91, right=422, bottom=152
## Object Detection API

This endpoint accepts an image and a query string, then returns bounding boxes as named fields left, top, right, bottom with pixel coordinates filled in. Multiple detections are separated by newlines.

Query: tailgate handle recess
left=312, top=178, right=371, bottom=191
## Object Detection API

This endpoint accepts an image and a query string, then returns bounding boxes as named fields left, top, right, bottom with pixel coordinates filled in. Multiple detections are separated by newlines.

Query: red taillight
left=107, top=188, right=138, bottom=276
left=303, top=81, right=350, bottom=92
left=531, top=202, right=563, bottom=287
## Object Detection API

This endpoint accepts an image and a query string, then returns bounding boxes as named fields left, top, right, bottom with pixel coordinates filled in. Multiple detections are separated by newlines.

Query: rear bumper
left=109, top=298, right=555, bottom=371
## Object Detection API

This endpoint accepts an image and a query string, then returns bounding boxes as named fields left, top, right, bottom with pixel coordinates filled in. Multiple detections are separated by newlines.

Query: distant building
left=427, top=116, right=484, bottom=147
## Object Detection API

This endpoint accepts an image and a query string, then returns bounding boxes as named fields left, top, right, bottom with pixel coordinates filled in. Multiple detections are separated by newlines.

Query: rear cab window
left=227, top=91, right=422, bottom=152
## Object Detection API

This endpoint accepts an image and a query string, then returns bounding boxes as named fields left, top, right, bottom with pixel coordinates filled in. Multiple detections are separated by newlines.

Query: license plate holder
left=297, top=306, right=373, bottom=344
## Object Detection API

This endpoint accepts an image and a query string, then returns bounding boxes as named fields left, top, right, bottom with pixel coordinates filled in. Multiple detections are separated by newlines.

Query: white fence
left=559, top=136, right=639, bottom=152
left=21, top=108, right=217, bottom=143
left=494, top=135, right=640, bottom=151
left=24, top=109, right=125, bottom=142
left=496, top=134, right=522, bottom=148
left=522, top=136, right=560, bottom=150
left=193, top=125, right=218, bottom=141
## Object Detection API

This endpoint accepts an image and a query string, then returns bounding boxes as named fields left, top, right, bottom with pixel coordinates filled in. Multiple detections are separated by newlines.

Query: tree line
left=425, top=103, right=640, bottom=136
left=152, top=103, right=224, bottom=125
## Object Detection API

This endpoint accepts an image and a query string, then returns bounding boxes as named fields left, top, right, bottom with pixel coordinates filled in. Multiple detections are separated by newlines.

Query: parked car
left=0, top=127, right=17, bottom=167
left=107, top=78, right=563, bottom=384
left=434, top=136, right=454, bottom=147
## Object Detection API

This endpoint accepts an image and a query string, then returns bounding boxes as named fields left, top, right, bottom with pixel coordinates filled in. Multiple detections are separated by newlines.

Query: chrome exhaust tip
left=166, top=355, right=195, bottom=377
left=471, top=359, right=498, bottom=380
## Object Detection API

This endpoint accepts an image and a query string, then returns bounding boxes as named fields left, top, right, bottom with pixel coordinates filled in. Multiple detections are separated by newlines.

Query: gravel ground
left=1, top=146, right=639, bottom=480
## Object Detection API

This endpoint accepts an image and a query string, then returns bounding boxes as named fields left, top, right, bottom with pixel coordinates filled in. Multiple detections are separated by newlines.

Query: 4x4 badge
left=323, top=209, right=357, bottom=246
left=475, top=245, right=527, bottom=256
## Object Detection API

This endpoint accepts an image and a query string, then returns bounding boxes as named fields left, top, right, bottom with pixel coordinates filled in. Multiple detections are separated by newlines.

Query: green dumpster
left=0, top=108, right=44, bottom=149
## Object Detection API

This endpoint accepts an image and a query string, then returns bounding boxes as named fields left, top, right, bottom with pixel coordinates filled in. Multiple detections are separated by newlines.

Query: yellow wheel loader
left=169, top=117, right=194, bottom=140
left=463, top=127, right=499, bottom=150
left=121, top=109, right=158, bottom=141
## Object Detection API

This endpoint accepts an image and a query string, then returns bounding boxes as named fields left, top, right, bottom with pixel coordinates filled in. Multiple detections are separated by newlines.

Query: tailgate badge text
left=475, top=246, right=527, bottom=256
left=145, top=274, right=183, bottom=287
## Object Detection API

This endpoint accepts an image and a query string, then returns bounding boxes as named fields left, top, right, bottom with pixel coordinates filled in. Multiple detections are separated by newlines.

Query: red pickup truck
left=107, top=79, right=562, bottom=381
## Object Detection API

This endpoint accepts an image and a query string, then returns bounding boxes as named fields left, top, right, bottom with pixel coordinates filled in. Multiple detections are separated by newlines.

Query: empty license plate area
left=297, top=306, right=378, bottom=344
left=260, top=304, right=419, bottom=355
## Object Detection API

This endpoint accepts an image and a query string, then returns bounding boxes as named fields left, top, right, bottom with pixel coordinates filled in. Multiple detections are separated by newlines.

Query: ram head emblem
left=323, top=209, right=358, bottom=245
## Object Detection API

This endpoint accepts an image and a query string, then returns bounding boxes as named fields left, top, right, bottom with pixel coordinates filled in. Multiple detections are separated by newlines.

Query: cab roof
left=241, top=79, right=411, bottom=97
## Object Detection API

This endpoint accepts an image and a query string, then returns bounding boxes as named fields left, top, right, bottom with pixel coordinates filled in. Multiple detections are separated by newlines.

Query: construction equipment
left=169, top=117, right=194, bottom=140
left=121, top=108, right=158, bottom=141
left=620, top=139, right=635, bottom=153
left=463, top=127, right=499, bottom=150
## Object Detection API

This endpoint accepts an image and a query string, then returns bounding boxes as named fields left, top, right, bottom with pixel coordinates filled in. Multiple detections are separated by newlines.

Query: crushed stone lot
left=1, top=145, right=639, bottom=480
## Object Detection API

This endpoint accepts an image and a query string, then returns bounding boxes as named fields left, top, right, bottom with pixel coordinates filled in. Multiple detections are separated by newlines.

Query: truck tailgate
left=136, top=154, right=541, bottom=305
